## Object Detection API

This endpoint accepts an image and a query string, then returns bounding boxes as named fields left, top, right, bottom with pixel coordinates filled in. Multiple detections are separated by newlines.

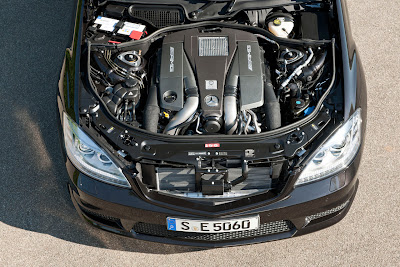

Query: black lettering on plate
left=200, top=223, right=209, bottom=231
left=181, top=222, right=190, bottom=230
left=223, top=222, right=232, bottom=231
left=213, top=222, right=222, bottom=231
left=242, top=220, right=250, bottom=229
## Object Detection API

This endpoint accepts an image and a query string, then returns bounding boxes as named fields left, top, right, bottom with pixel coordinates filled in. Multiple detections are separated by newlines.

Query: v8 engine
left=158, top=28, right=269, bottom=135
left=87, top=6, right=332, bottom=136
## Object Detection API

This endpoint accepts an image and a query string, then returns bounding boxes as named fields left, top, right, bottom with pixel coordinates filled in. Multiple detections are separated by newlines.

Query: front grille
left=80, top=206, right=122, bottom=229
left=305, top=200, right=350, bottom=225
left=133, top=220, right=294, bottom=242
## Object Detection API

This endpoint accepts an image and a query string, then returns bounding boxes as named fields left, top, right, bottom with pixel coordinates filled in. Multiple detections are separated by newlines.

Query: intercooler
left=198, top=37, right=229, bottom=57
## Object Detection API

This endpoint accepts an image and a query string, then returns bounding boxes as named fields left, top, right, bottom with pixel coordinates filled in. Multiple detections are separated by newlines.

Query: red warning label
left=205, top=143, right=220, bottom=148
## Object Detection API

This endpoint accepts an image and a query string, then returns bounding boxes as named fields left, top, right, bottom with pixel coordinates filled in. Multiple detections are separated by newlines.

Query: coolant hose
left=264, top=65, right=281, bottom=130
left=143, top=84, right=160, bottom=133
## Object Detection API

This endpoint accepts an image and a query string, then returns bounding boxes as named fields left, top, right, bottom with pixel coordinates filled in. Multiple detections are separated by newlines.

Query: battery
left=117, top=22, right=146, bottom=40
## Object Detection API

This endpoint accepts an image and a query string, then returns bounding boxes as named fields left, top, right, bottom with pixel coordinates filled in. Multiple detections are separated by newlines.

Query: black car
left=58, top=0, right=367, bottom=247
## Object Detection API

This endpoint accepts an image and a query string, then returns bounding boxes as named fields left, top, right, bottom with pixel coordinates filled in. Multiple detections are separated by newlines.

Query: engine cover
left=159, top=28, right=264, bottom=119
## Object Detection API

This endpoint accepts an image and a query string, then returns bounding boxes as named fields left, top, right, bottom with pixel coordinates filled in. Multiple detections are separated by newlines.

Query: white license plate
left=166, top=216, right=260, bottom=233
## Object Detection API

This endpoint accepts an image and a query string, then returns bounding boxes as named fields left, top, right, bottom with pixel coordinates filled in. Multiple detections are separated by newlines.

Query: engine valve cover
left=159, top=28, right=265, bottom=117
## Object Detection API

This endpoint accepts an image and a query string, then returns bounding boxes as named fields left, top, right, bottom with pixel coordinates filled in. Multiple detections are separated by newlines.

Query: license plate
left=166, top=216, right=260, bottom=233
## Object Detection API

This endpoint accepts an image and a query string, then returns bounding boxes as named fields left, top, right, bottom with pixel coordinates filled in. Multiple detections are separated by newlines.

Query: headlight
left=63, top=112, right=131, bottom=188
left=295, top=109, right=362, bottom=186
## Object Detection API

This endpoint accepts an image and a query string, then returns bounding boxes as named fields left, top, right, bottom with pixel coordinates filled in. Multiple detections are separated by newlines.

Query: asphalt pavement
left=1, top=0, right=399, bottom=266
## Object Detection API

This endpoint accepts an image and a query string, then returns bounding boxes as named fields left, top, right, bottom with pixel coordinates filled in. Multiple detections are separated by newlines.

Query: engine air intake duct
left=224, top=42, right=265, bottom=134
left=264, top=64, right=281, bottom=130
left=161, top=46, right=199, bottom=135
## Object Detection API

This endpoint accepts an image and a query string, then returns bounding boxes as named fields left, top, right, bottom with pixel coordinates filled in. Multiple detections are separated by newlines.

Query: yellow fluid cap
left=273, top=18, right=282, bottom=26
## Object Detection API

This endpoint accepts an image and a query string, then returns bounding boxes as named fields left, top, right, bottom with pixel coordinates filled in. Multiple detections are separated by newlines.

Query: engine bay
left=85, top=1, right=335, bottom=136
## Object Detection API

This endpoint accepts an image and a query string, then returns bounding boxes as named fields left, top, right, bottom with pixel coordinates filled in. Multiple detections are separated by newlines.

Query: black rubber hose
left=91, top=52, right=125, bottom=84
left=264, top=65, right=281, bottom=130
left=301, top=51, right=328, bottom=82
left=143, top=84, right=160, bottom=133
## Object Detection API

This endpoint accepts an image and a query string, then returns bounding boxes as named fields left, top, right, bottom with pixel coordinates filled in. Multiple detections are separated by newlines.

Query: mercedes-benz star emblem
left=204, top=95, right=219, bottom=107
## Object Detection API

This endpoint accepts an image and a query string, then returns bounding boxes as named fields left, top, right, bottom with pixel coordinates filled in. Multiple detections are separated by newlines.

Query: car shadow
left=0, top=0, right=199, bottom=254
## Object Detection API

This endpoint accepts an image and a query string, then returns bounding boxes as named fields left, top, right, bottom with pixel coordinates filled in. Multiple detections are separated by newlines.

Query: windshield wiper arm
left=191, top=1, right=216, bottom=19
left=227, top=0, right=237, bottom=12
left=195, top=0, right=239, bottom=18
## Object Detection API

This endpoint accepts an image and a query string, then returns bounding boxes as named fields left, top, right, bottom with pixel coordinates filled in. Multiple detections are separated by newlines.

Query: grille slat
left=133, top=220, right=294, bottom=242
left=80, top=206, right=120, bottom=222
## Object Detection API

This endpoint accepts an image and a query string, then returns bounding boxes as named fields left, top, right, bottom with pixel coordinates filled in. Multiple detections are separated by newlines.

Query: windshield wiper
left=204, top=0, right=238, bottom=11
left=192, top=0, right=238, bottom=18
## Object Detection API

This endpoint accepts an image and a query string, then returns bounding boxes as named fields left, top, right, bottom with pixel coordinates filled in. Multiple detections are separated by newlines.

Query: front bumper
left=65, top=148, right=360, bottom=247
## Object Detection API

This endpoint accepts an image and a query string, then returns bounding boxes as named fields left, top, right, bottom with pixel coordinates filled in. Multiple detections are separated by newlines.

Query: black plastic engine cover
left=159, top=28, right=264, bottom=118
left=159, top=42, right=186, bottom=111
